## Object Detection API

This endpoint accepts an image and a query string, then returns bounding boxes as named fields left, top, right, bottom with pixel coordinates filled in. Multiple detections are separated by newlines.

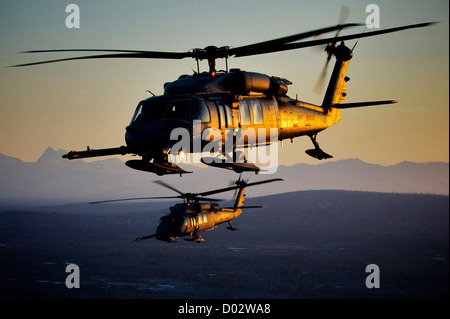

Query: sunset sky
left=0, top=0, right=448, bottom=166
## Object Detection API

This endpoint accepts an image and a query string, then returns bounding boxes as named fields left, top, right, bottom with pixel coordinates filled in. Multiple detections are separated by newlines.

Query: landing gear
left=305, top=134, right=333, bottom=160
left=126, top=151, right=192, bottom=176
left=226, top=221, right=238, bottom=231
left=200, top=128, right=261, bottom=174
left=185, top=235, right=206, bottom=243
left=184, top=227, right=207, bottom=243
left=201, top=151, right=260, bottom=174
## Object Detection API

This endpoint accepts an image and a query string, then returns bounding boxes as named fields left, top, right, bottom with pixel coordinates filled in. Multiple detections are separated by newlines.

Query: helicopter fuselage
left=62, top=43, right=399, bottom=175
left=152, top=202, right=242, bottom=242
left=124, top=69, right=342, bottom=163
left=16, top=22, right=432, bottom=175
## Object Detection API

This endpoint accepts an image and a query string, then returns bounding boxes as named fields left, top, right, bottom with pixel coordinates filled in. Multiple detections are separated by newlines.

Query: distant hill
left=0, top=147, right=448, bottom=206
left=0, top=190, right=447, bottom=298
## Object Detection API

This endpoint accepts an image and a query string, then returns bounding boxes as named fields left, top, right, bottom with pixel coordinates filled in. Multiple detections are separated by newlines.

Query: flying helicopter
left=12, top=14, right=434, bottom=176
left=90, top=178, right=282, bottom=243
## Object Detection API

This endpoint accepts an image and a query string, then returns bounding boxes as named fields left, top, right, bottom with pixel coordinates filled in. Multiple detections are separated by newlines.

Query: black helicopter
left=90, top=178, right=282, bottom=243
left=13, top=12, right=434, bottom=176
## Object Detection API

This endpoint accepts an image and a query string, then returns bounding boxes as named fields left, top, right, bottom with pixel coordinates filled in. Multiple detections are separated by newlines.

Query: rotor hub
left=334, top=43, right=353, bottom=61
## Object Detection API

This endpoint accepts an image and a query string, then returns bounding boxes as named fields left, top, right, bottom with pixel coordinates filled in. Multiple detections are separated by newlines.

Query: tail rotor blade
left=313, top=58, right=331, bottom=94
left=338, top=5, right=350, bottom=28
left=313, top=6, right=350, bottom=95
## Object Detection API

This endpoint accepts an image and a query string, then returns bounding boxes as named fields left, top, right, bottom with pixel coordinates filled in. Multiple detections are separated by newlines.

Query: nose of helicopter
left=156, top=223, right=171, bottom=235
left=155, top=224, right=180, bottom=242
left=125, top=124, right=169, bottom=153
left=125, top=120, right=191, bottom=154
left=155, top=215, right=188, bottom=238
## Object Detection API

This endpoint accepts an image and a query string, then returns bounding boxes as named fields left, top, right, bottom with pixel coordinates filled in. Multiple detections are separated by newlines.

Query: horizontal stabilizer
left=221, top=205, right=265, bottom=210
left=333, top=100, right=397, bottom=109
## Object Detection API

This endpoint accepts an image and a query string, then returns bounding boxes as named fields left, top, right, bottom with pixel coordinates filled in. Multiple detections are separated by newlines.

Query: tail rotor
left=314, top=5, right=351, bottom=94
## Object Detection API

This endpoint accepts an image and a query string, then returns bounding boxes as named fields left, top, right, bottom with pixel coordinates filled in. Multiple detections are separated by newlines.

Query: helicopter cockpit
left=129, top=96, right=213, bottom=126
left=156, top=215, right=188, bottom=236
left=125, top=95, right=220, bottom=161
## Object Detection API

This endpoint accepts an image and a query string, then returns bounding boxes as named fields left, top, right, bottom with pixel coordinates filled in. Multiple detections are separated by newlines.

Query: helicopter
left=90, top=178, right=282, bottom=243
left=13, top=15, right=434, bottom=176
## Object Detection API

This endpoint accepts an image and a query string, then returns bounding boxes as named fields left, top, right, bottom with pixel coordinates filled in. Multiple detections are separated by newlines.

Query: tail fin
left=321, top=43, right=398, bottom=110
left=233, top=183, right=246, bottom=210
left=231, top=178, right=283, bottom=210
left=321, top=43, right=353, bottom=109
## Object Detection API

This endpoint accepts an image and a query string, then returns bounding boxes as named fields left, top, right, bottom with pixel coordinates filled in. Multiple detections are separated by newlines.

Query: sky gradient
left=0, top=0, right=448, bottom=166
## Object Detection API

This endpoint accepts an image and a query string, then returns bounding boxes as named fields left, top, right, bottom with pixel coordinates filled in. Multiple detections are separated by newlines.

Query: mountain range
left=0, top=147, right=448, bottom=206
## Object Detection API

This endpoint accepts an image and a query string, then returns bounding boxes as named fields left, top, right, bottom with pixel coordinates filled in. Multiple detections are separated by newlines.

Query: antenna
left=351, top=27, right=367, bottom=51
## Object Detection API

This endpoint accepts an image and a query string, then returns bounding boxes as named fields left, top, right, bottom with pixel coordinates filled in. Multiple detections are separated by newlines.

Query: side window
left=250, top=100, right=264, bottom=125
left=239, top=100, right=251, bottom=126
left=130, top=103, right=143, bottom=125
left=194, top=101, right=211, bottom=123
left=217, top=103, right=226, bottom=128
left=225, top=104, right=233, bottom=127
left=135, top=98, right=168, bottom=122
left=264, top=97, right=277, bottom=110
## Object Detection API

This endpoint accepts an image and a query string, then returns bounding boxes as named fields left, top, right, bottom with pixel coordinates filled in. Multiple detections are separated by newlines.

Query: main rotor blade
left=153, top=180, right=185, bottom=196
left=244, top=178, right=284, bottom=188
left=22, top=49, right=151, bottom=53
left=11, top=51, right=192, bottom=67
left=15, top=25, right=360, bottom=66
left=12, top=22, right=434, bottom=67
left=229, top=23, right=362, bottom=57
left=233, top=22, right=436, bottom=57
left=198, top=178, right=283, bottom=197
left=153, top=181, right=224, bottom=201
left=191, top=196, right=224, bottom=202
left=89, top=196, right=180, bottom=204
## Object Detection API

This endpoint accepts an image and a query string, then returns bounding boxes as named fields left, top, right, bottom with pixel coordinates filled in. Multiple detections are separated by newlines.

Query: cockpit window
left=193, top=101, right=211, bottom=123
left=130, top=103, right=143, bottom=125
left=158, top=215, right=187, bottom=227
left=165, top=99, right=191, bottom=121
left=131, top=98, right=168, bottom=124
left=144, top=99, right=167, bottom=120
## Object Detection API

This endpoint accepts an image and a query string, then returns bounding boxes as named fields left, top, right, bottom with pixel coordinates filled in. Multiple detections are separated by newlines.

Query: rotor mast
left=193, top=45, right=230, bottom=74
